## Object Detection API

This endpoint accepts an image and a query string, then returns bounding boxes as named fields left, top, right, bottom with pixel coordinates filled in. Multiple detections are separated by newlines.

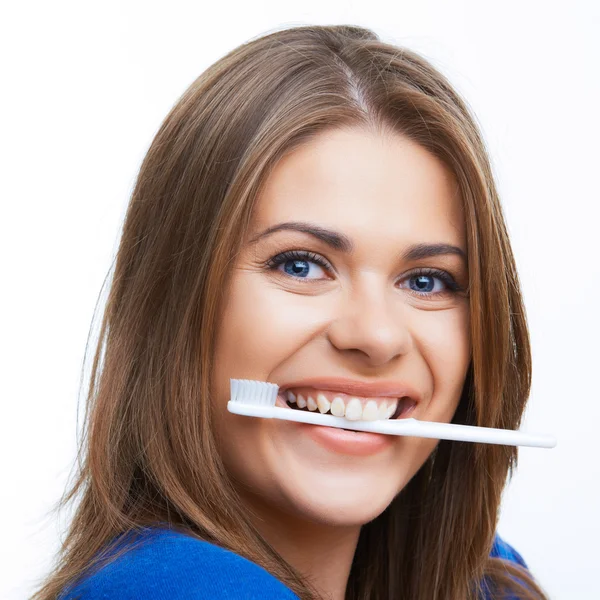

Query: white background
left=1, top=1, right=598, bottom=599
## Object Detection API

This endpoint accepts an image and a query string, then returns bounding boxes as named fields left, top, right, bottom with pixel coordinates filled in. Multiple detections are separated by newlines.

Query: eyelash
left=265, top=250, right=465, bottom=299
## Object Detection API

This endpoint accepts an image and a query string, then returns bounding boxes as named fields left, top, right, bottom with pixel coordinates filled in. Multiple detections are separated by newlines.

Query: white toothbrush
left=227, top=379, right=557, bottom=448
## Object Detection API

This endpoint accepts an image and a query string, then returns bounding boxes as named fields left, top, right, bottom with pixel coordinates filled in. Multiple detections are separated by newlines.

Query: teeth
left=316, top=393, right=330, bottom=414
left=344, top=397, right=363, bottom=421
left=330, top=396, right=345, bottom=417
left=296, top=394, right=307, bottom=409
left=285, top=388, right=406, bottom=421
left=362, top=400, right=379, bottom=421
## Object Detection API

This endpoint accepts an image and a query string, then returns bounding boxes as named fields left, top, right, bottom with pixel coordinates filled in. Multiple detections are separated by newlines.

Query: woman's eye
left=402, top=271, right=460, bottom=297
left=266, top=250, right=331, bottom=280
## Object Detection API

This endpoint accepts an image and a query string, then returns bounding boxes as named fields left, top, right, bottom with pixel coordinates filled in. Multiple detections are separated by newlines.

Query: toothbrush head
left=230, top=378, right=279, bottom=407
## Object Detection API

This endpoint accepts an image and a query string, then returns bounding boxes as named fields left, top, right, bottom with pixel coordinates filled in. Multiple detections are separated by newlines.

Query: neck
left=243, top=494, right=360, bottom=600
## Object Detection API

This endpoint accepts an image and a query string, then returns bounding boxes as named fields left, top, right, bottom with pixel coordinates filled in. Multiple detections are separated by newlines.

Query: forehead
left=252, top=127, right=465, bottom=249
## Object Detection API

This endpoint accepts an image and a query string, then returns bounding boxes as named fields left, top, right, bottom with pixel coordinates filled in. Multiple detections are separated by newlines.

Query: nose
left=325, top=274, right=412, bottom=367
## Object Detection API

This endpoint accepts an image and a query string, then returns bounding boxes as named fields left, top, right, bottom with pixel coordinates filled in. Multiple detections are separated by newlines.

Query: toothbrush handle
left=372, top=416, right=556, bottom=448
left=227, top=402, right=557, bottom=448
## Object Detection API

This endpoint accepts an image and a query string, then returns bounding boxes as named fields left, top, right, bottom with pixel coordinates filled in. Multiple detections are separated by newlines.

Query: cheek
left=416, top=304, right=470, bottom=420
left=214, top=270, right=332, bottom=382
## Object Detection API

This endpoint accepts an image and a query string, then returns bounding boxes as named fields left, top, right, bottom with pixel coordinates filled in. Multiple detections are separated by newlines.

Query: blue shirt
left=60, top=526, right=529, bottom=599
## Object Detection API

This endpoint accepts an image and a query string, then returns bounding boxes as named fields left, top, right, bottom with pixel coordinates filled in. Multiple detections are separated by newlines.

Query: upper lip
left=278, top=377, right=422, bottom=402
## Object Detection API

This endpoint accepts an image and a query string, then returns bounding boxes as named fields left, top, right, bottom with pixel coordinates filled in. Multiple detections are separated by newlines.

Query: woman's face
left=213, top=126, right=470, bottom=527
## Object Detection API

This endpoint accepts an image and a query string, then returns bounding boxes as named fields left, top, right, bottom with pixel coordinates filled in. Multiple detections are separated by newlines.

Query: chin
left=276, top=465, right=405, bottom=527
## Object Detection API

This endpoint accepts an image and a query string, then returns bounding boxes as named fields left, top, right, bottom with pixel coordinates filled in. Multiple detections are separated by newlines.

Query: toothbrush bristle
left=230, top=378, right=278, bottom=406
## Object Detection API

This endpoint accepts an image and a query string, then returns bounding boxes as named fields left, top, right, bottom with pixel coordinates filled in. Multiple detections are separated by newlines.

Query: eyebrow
left=248, top=221, right=467, bottom=263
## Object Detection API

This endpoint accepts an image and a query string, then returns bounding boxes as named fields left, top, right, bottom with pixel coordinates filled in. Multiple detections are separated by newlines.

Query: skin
left=212, top=126, right=471, bottom=600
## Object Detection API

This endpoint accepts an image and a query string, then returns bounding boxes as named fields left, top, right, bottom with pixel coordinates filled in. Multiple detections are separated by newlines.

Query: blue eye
left=265, top=250, right=465, bottom=299
left=266, top=250, right=331, bottom=280
left=407, top=270, right=461, bottom=296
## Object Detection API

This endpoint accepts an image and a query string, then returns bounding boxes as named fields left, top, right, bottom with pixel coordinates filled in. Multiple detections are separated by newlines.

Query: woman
left=32, top=24, right=548, bottom=600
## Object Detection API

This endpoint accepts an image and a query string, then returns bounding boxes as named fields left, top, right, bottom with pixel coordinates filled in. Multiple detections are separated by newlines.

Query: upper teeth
left=285, top=389, right=400, bottom=421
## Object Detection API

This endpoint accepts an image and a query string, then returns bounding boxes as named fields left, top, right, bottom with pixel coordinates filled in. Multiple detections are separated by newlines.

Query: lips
left=276, top=377, right=421, bottom=423
left=273, top=377, right=422, bottom=453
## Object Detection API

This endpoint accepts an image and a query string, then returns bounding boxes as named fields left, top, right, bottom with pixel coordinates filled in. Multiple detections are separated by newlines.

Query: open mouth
left=279, top=388, right=416, bottom=422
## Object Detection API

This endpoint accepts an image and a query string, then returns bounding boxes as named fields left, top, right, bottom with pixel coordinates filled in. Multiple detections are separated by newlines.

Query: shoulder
left=490, top=532, right=528, bottom=569
left=60, top=526, right=299, bottom=600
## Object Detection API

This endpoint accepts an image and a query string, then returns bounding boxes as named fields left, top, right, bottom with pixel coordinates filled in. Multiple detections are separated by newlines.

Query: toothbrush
left=227, top=379, right=557, bottom=448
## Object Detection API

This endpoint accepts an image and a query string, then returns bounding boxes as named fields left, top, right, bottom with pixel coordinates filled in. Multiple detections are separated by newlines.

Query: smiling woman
left=32, top=24, right=548, bottom=600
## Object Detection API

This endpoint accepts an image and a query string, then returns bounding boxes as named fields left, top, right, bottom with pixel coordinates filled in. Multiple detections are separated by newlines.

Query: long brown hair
left=32, top=24, right=548, bottom=600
